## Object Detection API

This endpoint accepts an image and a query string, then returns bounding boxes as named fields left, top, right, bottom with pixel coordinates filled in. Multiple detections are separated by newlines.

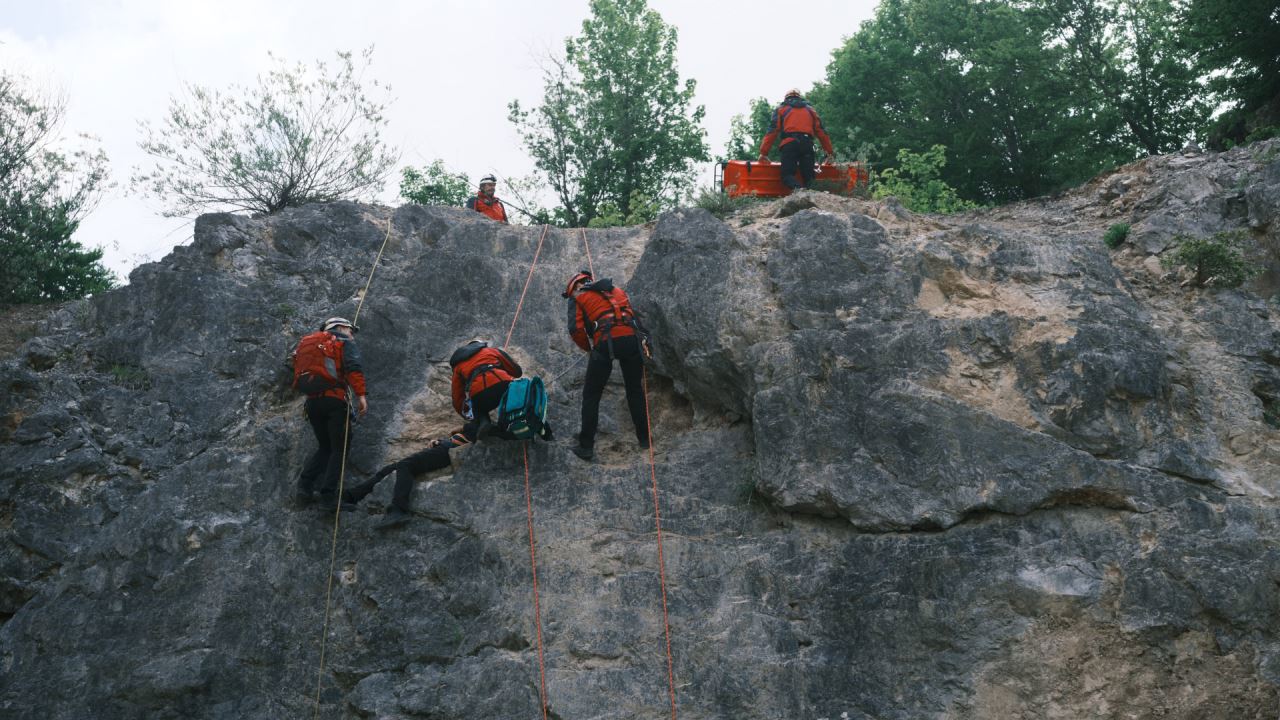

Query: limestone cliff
left=2, top=141, right=1278, bottom=719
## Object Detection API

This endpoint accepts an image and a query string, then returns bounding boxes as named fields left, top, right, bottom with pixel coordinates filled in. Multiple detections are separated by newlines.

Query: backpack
left=497, top=377, right=548, bottom=440
left=292, top=331, right=345, bottom=394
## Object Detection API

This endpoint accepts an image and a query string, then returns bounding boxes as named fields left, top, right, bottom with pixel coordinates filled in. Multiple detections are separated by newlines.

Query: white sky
left=1, top=0, right=877, bottom=278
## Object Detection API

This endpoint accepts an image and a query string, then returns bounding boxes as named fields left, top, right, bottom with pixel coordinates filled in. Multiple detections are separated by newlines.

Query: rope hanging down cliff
left=504, top=224, right=553, bottom=720
left=312, top=213, right=395, bottom=719
left=578, top=227, right=680, bottom=720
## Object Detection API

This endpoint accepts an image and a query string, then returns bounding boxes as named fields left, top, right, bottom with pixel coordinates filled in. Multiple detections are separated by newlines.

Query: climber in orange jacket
left=563, top=271, right=650, bottom=461
left=449, top=340, right=551, bottom=441
left=465, top=174, right=509, bottom=223
left=291, top=317, right=368, bottom=510
left=758, top=89, right=835, bottom=190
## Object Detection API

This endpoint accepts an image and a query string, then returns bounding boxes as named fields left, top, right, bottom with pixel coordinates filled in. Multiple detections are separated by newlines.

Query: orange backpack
left=292, top=331, right=345, bottom=394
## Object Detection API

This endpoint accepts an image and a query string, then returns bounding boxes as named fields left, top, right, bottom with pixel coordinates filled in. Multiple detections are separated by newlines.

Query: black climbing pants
left=780, top=137, right=816, bottom=189
left=298, top=396, right=352, bottom=497
left=346, top=442, right=454, bottom=513
left=464, top=382, right=509, bottom=441
left=578, top=334, right=648, bottom=449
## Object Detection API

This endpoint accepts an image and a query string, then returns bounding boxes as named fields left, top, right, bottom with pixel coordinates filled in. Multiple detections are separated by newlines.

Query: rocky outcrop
left=1, top=140, right=1278, bottom=719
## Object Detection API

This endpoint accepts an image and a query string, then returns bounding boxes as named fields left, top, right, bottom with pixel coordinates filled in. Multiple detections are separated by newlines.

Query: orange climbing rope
left=579, top=228, right=679, bottom=719
left=523, top=442, right=551, bottom=720
left=504, top=224, right=552, bottom=718
left=505, top=225, right=550, bottom=350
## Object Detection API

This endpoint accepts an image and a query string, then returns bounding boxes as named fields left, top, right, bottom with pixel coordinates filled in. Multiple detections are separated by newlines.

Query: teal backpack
left=498, top=377, right=548, bottom=440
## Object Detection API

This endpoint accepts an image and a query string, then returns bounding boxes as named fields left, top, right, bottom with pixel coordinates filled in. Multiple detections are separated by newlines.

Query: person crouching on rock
left=342, top=430, right=471, bottom=528
left=562, top=271, right=651, bottom=461
left=291, top=317, right=369, bottom=511
left=449, top=339, right=553, bottom=442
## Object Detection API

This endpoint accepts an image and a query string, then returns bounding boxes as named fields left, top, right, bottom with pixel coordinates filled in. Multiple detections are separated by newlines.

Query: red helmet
left=562, top=270, right=593, bottom=298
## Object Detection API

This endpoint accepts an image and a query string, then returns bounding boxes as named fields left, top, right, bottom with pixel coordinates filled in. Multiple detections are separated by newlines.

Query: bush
left=692, top=185, right=761, bottom=219
left=1103, top=223, right=1130, bottom=248
left=1161, top=230, right=1261, bottom=287
left=134, top=48, right=396, bottom=216
left=870, top=145, right=977, bottom=214
left=587, top=190, right=660, bottom=228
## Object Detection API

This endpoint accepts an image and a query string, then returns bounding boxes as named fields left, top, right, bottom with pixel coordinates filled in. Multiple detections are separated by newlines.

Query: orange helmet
left=562, top=270, right=593, bottom=298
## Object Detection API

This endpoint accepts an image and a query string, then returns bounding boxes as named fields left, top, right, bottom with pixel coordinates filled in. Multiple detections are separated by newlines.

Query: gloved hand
left=757, top=154, right=769, bottom=164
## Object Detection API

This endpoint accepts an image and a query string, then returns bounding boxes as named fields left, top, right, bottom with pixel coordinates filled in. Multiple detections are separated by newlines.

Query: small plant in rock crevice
left=1103, top=222, right=1130, bottom=249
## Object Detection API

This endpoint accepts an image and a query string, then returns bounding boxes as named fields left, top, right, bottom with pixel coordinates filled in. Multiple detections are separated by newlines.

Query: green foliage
left=1160, top=230, right=1262, bottom=287
left=399, top=160, right=470, bottom=207
left=692, top=185, right=761, bottom=219
left=722, top=97, right=774, bottom=162
left=1044, top=0, right=1210, bottom=155
left=109, top=363, right=150, bottom=389
left=134, top=48, right=397, bottom=216
left=586, top=190, right=659, bottom=227
left=811, top=0, right=1216, bottom=205
left=0, top=72, right=115, bottom=304
left=1103, top=223, right=1130, bottom=248
left=870, top=145, right=977, bottom=213
left=508, top=0, right=708, bottom=227
left=1183, top=0, right=1280, bottom=148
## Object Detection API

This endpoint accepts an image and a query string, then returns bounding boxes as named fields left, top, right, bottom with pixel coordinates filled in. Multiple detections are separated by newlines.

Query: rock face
left=2, top=141, right=1279, bottom=719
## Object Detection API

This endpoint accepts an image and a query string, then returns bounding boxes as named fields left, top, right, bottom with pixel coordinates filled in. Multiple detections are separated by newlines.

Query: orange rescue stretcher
left=715, top=160, right=869, bottom=198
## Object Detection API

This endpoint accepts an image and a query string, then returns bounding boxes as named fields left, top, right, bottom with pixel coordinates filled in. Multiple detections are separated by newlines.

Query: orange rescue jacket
left=450, top=346, right=522, bottom=415
left=760, top=99, right=834, bottom=156
left=466, top=193, right=509, bottom=223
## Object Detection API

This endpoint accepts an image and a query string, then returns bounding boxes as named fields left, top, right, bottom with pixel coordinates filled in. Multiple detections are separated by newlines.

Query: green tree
left=722, top=97, right=773, bottom=162
left=1041, top=0, right=1209, bottom=155
left=871, top=145, right=976, bottom=213
left=1183, top=0, right=1280, bottom=147
left=399, top=160, right=470, bottom=207
left=0, top=73, right=114, bottom=304
left=1161, top=230, right=1261, bottom=287
left=508, top=0, right=708, bottom=226
left=813, top=0, right=1190, bottom=204
left=134, top=48, right=397, bottom=216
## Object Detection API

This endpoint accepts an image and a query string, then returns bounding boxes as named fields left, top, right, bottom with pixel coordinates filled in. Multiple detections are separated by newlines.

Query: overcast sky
left=2, top=0, right=877, bottom=279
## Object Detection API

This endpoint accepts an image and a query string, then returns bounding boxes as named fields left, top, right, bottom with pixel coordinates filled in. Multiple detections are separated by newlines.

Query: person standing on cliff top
left=291, top=317, right=368, bottom=512
left=758, top=89, right=835, bottom=190
left=464, top=174, right=509, bottom=223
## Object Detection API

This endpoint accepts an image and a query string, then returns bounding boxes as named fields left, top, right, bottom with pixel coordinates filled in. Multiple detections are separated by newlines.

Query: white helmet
left=322, top=317, right=358, bottom=334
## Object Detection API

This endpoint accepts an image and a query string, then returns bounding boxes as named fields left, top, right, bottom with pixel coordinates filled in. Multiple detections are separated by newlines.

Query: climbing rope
left=503, top=224, right=552, bottom=717
left=313, top=213, right=395, bottom=718
left=523, top=442, right=551, bottom=720
left=579, top=228, right=679, bottom=719
left=505, top=225, right=550, bottom=350
left=642, top=367, right=678, bottom=720
left=578, top=227, right=596, bottom=277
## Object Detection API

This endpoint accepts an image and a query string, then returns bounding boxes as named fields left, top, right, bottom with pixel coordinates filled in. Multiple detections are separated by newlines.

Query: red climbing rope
left=642, top=367, right=678, bottom=720
left=579, top=227, right=678, bottom=718
left=523, top=442, right=550, bottom=720
left=505, top=225, right=552, bottom=716
left=505, top=224, right=550, bottom=350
